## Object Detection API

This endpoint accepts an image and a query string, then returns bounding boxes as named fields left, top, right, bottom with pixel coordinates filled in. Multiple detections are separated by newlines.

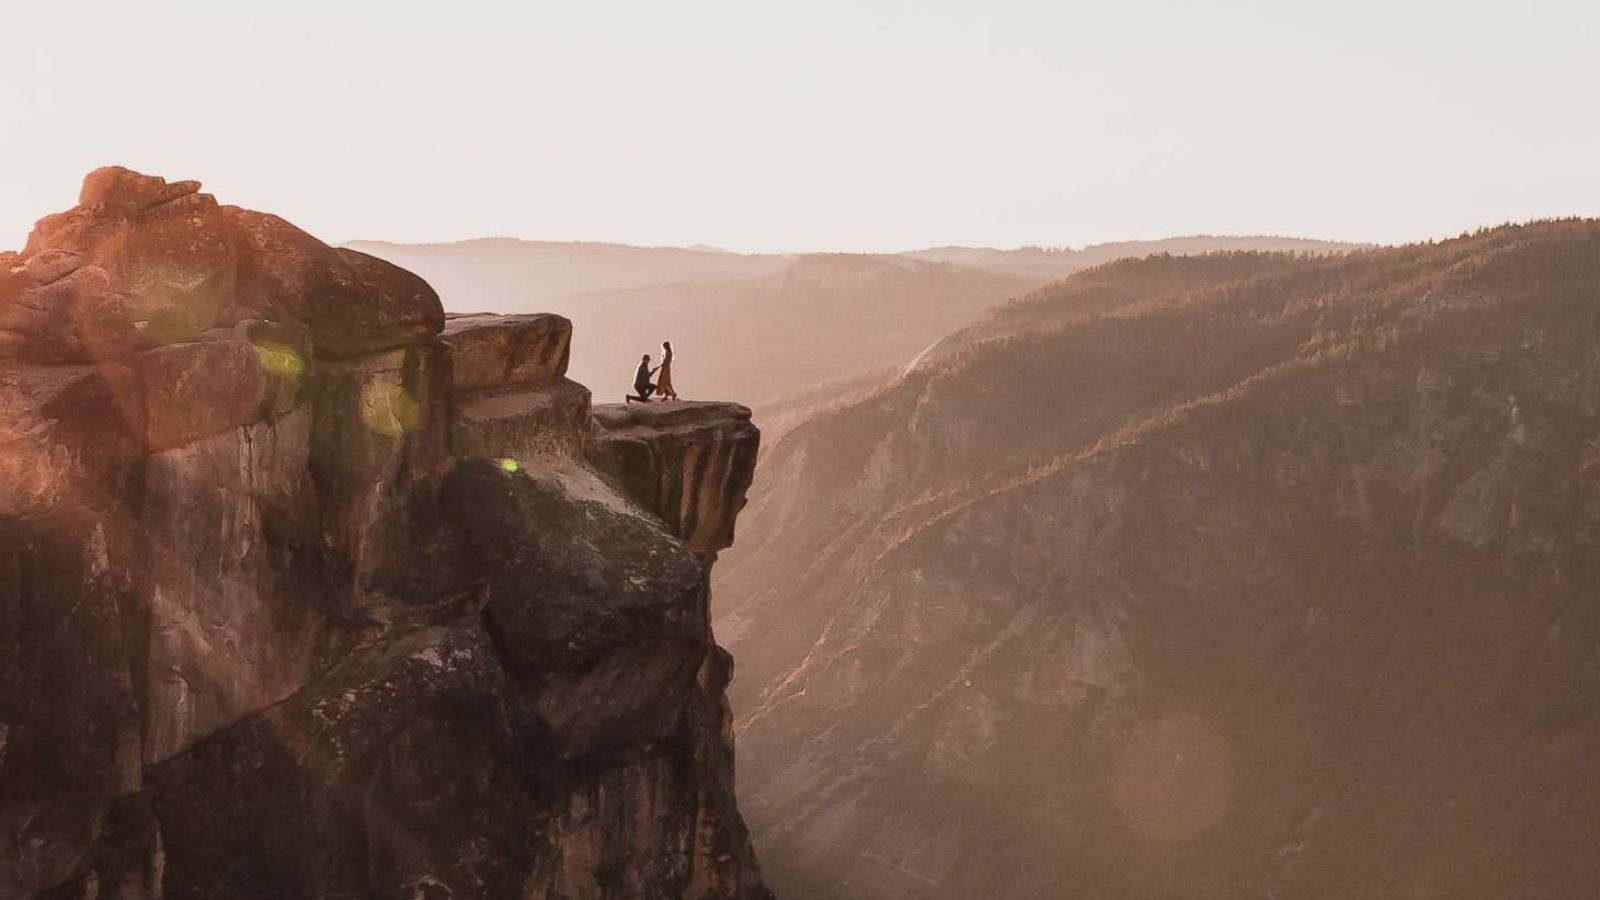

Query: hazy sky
left=3, top=0, right=1597, bottom=252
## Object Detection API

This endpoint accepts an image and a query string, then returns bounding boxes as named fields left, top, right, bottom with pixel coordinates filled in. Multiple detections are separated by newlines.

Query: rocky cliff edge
left=0, top=167, right=769, bottom=900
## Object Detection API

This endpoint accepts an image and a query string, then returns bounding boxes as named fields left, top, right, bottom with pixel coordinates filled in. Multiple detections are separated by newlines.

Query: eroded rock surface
left=443, top=312, right=592, bottom=462
left=589, top=402, right=761, bottom=556
left=0, top=169, right=769, bottom=900
left=443, top=312, right=572, bottom=392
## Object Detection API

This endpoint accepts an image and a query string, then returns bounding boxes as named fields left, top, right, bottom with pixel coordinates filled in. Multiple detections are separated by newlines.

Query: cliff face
left=0, top=168, right=769, bottom=900
left=588, top=403, right=761, bottom=557
left=716, top=223, right=1600, bottom=899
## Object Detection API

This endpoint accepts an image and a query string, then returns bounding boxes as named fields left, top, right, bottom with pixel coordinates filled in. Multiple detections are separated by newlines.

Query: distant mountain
left=343, top=238, right=792, bottom=309
left=349, top=237, right=1357, bottom=407
left=905, top=235, right=1361, bottom=282
left=547, top=255, right=1035, bottom=408
left=715, top=221, right=1600, bottom=900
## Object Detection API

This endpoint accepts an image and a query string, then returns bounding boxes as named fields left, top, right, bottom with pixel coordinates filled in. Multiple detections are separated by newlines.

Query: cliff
left=0, top=168, right=770, bottom=900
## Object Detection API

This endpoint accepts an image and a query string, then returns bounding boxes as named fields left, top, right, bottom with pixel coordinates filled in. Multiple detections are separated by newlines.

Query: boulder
left=9, top=168, right=442, bottom=362
left=442, top=312, right=571, bottom=391
left=20, top=170, right=234, bottom=349
left=79, top=166, right=202, bottom=216
left=444, top=314, right=588, bottom=462
left=101, top=192, right=238, bottom=346
left=135, top=335, right=308, bottom=452
left=229, top=208, right=444, bottom=358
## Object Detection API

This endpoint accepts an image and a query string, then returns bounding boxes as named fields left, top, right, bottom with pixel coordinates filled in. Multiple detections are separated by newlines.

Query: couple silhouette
left=625, top=340, right=679, bottom=404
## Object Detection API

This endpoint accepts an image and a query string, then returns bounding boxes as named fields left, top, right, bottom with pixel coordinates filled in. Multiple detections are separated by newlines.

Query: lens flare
left=359, top=382, right=420, bottom=437
left=253, top=341, right=306, bottom=380
left=498, top=458, right=520, bottom=473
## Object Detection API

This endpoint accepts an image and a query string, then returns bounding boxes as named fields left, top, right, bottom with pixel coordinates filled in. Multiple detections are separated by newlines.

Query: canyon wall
left=717, top=224, right=1600, bottom=900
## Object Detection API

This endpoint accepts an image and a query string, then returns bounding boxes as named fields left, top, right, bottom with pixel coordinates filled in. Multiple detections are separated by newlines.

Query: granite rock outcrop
left=588, top=403, right=760, bottom=557
left=0, top=168, right=768, bottom=900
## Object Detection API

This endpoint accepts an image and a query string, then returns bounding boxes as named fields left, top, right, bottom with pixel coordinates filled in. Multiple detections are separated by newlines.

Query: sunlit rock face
left=443, top=312, right=572, bottom=392
left=0, top=168, right=770, bottom=900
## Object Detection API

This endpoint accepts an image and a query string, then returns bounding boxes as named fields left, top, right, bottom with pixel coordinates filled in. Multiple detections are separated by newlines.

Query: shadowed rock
left=147, top=625, right=551, bottom=900
left=447, top=460, right=709, bottom=756
left=453, top=377, right=592, bottom=461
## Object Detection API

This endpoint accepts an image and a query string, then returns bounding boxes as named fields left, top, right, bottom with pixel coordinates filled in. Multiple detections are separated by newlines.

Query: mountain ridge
left=716, top=218, right=1600, bottom=900
left=349, top=235, right=1360, bottom=408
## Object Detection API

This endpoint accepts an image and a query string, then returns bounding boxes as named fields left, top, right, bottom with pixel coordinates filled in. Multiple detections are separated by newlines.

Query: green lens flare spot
left=498, top=458, right=520, bottom=473
left=359, top=382, right=421, bottom=436
left=253, top=341, right=306, bottom=380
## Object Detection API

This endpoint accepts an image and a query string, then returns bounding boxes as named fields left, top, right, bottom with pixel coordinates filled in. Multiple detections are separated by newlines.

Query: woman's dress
left=657, top=350, right=676, bottom=398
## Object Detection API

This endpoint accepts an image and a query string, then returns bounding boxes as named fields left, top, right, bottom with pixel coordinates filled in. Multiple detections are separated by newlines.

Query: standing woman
left=656, top=340, right=679, bottom=401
